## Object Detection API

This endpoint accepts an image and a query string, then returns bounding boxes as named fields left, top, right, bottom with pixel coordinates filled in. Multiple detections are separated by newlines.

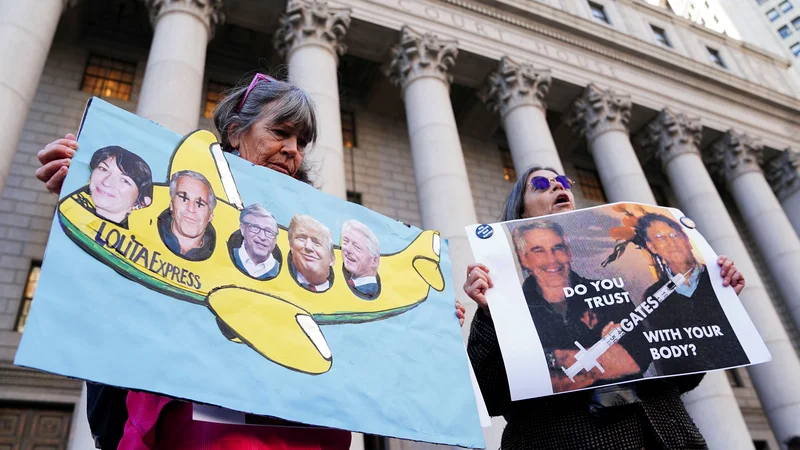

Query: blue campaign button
left=680, top=216, right=696, bottom=229
left=475, top=224, right=494, bottom=239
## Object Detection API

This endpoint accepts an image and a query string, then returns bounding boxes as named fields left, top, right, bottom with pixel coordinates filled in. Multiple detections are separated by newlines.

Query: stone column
left=703, top=130, right=800, bottom=442
left=274, top=0, right=351, bottom=199
left=384, top=27, right=480, bottom=450
left=384, top=26, right=477, bottom=307
left=0, top=0, right=64, bottom=197
left=766, top=148, right=800, bottom=237
left=642, top=109, right=767, bottom=448
left=568, top=84, right=656, bottom=205
left=479, top=57, right=562, bottom=174
left=138, top=0, right=224, bottom=134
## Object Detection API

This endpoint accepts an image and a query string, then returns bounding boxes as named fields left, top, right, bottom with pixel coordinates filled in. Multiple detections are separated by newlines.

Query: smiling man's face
left=290, top=224, right=334, bottom=285
left=518, top=228, right=572, bottom=291
left=170, top=176, right=213, bottom=239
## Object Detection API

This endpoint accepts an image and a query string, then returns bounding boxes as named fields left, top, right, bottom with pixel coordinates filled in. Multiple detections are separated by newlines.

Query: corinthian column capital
left=567, top=84, right=632, bottom=143
left=479, top=56, right=551, bottom=118
left=766, top=148, right=800, bottom=200
left=273, top=0, right=352, bottom=60
left=144, top=0, right=225, bottom=38
left=642, top=108, right=703, bottom=168
left=384, top=26, right=458, bottom=91
left=705, top=130, right=764, bottom=185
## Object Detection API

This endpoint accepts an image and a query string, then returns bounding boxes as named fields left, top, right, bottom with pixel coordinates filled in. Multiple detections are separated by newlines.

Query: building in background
left=1, top=0, right=800, bottom=449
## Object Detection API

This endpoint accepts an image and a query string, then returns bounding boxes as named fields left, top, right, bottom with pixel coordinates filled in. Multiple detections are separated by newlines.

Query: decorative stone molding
left=144, top=0, right=225, bottom=37
left=705, top=130, right=764, bottom=185
left=641, top=108, right=703, bottom=168
left=479, top=56, right=551, bottom=118
left=273, top=0, right=352, bottom=60
left=384, top=26, right=459, bottom=91
left=567, top=84, right=632, bottom=143
left=766, top=148, right=800, bottom=201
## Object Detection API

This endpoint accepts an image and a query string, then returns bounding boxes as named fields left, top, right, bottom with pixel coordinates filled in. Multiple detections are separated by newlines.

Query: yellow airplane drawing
left=56, top=130, right=445, bottom=375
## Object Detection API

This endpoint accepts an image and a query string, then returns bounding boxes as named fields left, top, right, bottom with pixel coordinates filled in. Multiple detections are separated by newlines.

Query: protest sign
left=14, top=98, right=485, bottom=448
left=466, top=203, right=771, bottom=401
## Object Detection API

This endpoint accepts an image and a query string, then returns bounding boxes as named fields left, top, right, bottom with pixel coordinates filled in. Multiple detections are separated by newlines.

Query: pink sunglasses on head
left=236, top=73, right=276, bottom=111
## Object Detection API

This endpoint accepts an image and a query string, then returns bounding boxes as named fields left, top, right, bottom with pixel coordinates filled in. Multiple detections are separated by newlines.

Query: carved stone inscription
left=394, top=0, right=618, bottom=79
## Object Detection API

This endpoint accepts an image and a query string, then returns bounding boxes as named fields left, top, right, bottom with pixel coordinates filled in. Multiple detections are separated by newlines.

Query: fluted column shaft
left=569, top=84, right=655, bottom=204
left=480, top=57, right=562, bottom=173
left=704, top=130, right=800, bottom=442
left=766, top=149, right=800, bottom=238
left=643, top=110, right=757, bottom=449
left=274, top=0, right=350, bottom=199
left=0, top=0, right=63, bottom=197
left=138, top=0, right=223, bottom=134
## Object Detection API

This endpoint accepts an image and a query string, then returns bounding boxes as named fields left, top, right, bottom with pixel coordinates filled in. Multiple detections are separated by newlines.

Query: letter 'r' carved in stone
left=568, top=84, right=632, bottom=143
left=479, top=56, right=552, bottom=118
left=144, top=0, right=225, bottom=36
left=384, top=26, right=459, bottom=90
left=766, top=148, right=800, bottom=200
left=642, top=108, right=703, bottom=168
left=273, top=0, right=352, bottom=59
left=705, top=130, right=764, bottom=185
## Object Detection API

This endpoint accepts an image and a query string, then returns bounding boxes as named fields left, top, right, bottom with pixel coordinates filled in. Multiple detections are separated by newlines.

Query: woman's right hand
left=463, top=263, right=493, bottom=310
left=36, top=133, right=78, bottom=194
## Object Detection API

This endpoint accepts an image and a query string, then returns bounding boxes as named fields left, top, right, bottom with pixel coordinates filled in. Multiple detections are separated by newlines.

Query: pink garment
left=119, top=391, right=352, bottom=450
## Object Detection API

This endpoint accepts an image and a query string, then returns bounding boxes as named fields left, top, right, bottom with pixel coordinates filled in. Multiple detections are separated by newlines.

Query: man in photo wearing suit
left=232, top=204, right=280, bottom=279
left=288, top=214, right=335, bottom=292
left=341, top=220, right=380, bottom=299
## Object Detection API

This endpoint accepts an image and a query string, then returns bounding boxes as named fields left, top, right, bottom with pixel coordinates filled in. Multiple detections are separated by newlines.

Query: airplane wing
left=207, top=287, right=333, bottom=375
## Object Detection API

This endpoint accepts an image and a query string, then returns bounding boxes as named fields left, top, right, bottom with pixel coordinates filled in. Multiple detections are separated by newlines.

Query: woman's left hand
left=718, top=255, right=745, bottom=295
left=455, top=300, right=466, bottom=327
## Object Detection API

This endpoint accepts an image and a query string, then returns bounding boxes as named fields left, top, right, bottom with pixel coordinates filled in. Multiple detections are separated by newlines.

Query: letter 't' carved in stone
left=384, top=26, right=458, bottom=91
left=273, top=0, right=352, bottom=60
left=479, top=56, right=552, bottom=118
left=567, top=84, right=632, bottom=143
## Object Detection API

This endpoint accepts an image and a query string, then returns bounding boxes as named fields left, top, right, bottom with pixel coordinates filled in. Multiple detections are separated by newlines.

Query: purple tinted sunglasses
left=236, top=73, right=276, bottom=111
left=530, top=175, right=573, bottom=191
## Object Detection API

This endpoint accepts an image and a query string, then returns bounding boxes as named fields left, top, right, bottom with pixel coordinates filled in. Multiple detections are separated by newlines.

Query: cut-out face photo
left=232, top=204, right=281, bottom=280
left=158, top=170, right=217, bottom=261
left=88, top=146, right=153, bottom=225
left=341, top=220, right=381, bottom=299
left=288, top=215, right=334, bottom=292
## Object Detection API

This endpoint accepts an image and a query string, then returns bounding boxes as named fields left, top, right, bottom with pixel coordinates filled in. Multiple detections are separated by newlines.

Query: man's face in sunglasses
left=522, top=169, right=576, bottom=219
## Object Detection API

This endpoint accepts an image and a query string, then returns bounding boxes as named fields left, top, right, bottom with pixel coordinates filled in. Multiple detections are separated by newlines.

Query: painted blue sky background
left=15, top=98, right=484, bottom=448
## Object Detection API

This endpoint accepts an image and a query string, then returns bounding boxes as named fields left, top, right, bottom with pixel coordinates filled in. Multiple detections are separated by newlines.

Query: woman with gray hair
left=34, top=73, right=353, bottom=449
left=463, top=166, right=746, bottom=449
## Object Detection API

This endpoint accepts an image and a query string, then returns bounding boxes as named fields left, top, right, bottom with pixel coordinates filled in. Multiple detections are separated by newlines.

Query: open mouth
left=553, top=194, right=571, bottom=206
left=95, top=187, right=116, bottom=198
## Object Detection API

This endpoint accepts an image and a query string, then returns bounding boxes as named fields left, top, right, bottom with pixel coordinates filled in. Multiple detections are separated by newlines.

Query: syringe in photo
left=561, top=270, right=688, bottom=382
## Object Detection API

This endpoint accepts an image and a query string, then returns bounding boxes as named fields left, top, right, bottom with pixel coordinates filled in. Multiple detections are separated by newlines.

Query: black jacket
left=468, top=307, right=707, bottom=450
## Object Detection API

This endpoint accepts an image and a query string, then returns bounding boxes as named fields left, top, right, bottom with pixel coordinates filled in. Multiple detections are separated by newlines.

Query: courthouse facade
left=2, top=0, right=800, bottom=449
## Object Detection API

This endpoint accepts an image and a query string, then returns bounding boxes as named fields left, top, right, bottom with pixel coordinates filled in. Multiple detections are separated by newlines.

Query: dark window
left=651, top=25, right=673, bottom=47
left=726, top=369, right=744, bottom=387
left=15, top=261, right=42, bottom=333
left=500, top=148, right=516, bottom=182
left=341, top=110, right=357, bottom=149
left=80, top=55, right=136, bottom=101
left=767, top=8, right=781, bottom=20
left=204, top=81, right=231, bottom=119
left=780, top=24, right=793, bottom=38
left=707, top=47, right=727, bottom=68
left=791, top=42, right=800, bottom=55
left=753, top=440, right=769, bottom=450
left=780, top=0, right=793, bottom=12
left=575, top=167, right=606, bottom=202
left=651, top=184, right=670, bottom=206
left=589, top=1, right=612, bottom=24
left=347, top=191, right=363, bottom=205
left=793, top=16, right=800, bottom=28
